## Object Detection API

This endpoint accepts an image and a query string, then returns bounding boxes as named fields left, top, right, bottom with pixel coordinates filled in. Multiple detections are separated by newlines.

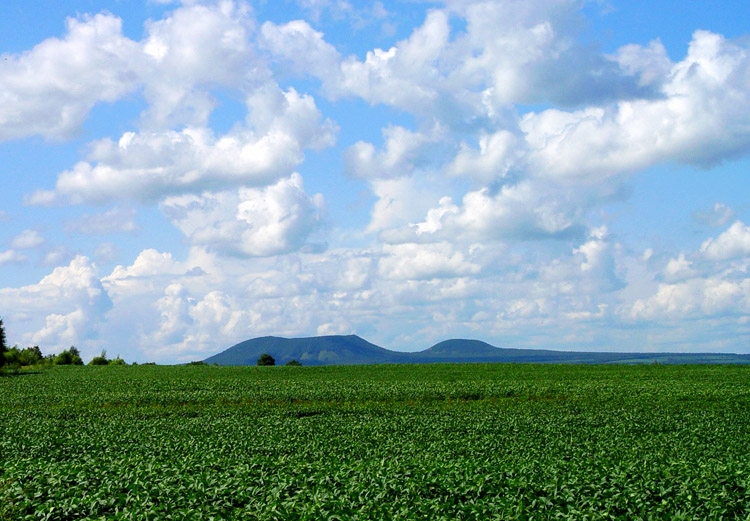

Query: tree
left=285, top=359, right=302, bottom=366
left=257, top=353, right=275, bottom=366
left=54, top=346, right=83, bottom=366
left=18, top=346, right=43, bottom=366
left=89, top=350, right=109, bottom=366
left=0, top=317, right=7, bottom=369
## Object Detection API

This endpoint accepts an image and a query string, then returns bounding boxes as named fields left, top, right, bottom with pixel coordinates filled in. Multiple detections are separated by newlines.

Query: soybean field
left=1, top=363, right=749, bottom=520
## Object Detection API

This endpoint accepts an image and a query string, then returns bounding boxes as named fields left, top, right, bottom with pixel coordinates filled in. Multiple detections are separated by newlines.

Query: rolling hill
left=203, top=335, right=411, bottom=366
left=204, top=335, right=750, bottom=366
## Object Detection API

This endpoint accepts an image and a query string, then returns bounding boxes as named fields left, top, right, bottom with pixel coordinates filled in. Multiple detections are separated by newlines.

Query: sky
left=1, top=0, right=749, bottom=363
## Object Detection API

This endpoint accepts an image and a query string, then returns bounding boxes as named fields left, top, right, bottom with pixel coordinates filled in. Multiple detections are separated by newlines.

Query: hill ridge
left=203, top=334, right=750, bottom=366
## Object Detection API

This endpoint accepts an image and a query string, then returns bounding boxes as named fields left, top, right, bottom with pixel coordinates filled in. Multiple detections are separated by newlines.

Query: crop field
left=1, top=364, right=749, bottom=520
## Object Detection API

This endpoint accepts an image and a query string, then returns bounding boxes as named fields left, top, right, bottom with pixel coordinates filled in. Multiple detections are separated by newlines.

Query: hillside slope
left=203, top=335, right=410, bottom=366
left=204, top=335, right=750, bottom=366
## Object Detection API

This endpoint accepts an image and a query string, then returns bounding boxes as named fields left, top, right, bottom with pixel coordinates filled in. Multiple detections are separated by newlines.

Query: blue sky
left=1, top=0, right=749, bottom=362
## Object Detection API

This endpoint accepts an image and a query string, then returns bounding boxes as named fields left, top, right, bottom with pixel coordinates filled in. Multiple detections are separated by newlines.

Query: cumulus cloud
left=663, top=253, right=698, bottom=283
left=345, top=124, right=445, bottom=180
left=378, top=242, right=481, bottom=280
left=11, top=230, right=45, bottom=249
left=161, top=173, right=326, bottom=257
left=627, top=278, right=750, bottom=320
left=139, top=1, right=262, bottom=128
left=381, top=180, right=586, bottom=244
left=42, top=246, right=75, bottom=267
left=0, top=250, right=26, bottom=266
left=31, top=85, right=336, bottom=204
left=0, top=1, right=266, bottom=141
left=446, top=130, right=523, bottom=185
left=621, top=222, right=750, bottom=327
left=700, top=221, right=750, bottom=261
left=0, top=13, right=141, bottom=141
left=0, top=256, right=112, bottom=350
left=520, top=31, right=750, bottom=184
left=366, top=176, right=444, bottom=234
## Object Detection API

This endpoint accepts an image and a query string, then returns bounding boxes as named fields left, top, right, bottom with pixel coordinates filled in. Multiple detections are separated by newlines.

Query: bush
left=109, top=357, right=127, bottom=366
left=19, top=346, right=43, bottom=366
left=89, top=350, right=109, bottom=366
left=54, top=347, right=83, bottom=366
left=257, top=353, right=275, bottom=366
left=0, top=317, right=7, bottom=369
left=285, top=359, right=302, bottom=366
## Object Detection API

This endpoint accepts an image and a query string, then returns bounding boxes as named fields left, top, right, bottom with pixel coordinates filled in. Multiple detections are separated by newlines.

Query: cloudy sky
left=1, top=0, right=749, bottom=362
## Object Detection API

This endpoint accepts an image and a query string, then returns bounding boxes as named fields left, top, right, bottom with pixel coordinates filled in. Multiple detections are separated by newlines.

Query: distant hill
left=203, top=334, right=410, bottom=366
left=204, top=335, right=750, bottom=366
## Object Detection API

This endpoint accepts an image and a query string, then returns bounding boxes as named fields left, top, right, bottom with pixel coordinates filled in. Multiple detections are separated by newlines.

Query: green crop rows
left=1, top=364, right=748, bottom=520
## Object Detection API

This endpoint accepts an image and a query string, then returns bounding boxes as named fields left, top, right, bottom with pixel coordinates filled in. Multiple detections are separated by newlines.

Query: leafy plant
left=0, top=364, right=748, bottom=519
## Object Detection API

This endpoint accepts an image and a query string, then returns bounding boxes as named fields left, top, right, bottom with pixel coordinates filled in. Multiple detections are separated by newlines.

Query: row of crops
left=1, top=363, right=748, bottom=519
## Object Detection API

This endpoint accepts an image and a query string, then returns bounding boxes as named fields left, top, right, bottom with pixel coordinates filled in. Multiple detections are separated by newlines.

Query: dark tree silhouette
left=257, top=353, right=275, bottom=366
left=0, top=317, right=7, bottom=368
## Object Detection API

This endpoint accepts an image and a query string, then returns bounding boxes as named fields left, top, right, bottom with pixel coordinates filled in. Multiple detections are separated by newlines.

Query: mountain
left=204, top=335, right=750, bottom=366
left=203, top=334, right=410, bottom=366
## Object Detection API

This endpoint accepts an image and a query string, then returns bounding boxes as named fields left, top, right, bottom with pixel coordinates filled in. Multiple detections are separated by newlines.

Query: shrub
left=0, top=317, right=7, bottom=369
left=257, top=353, right=275, bottom=366
left=54, top=347, right=83, bottom=366
left=89, top=350, right=109, bottom=366
left=285, top=359, right=302, bottom=366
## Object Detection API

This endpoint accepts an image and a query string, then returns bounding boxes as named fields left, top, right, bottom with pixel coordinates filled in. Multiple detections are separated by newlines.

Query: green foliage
left=187, top=361, right=207, bottom=366
left=257, top=353, right=275, bottom=366
left=109, top=357, right=127, bottom=366
left=53, top=346, right=83, bottom=366
left=0, top=317, right=6, bottom=369
left=89, top=350, right=109, bottom=366
left=285, top=359, right=302, bottom=366
left=3, top=346, right=44, bottom=369
left=0, top=364, right=748, bottom=519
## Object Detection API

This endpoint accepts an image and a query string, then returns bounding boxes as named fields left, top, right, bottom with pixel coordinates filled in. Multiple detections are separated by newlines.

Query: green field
left=1, top=364, right=749, bottom=520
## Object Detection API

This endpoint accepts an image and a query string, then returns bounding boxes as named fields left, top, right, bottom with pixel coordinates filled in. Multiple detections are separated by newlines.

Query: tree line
left=0, top=317, right=127, bottom=371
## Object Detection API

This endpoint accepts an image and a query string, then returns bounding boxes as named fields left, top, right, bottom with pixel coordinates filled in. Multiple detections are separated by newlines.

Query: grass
left=1, top=363, right=749, bottom=519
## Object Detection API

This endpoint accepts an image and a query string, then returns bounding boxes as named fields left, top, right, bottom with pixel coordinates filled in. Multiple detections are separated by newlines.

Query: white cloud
left=260, top=19, right=341, bottom=78
left=0, top=256, right=112, bottom=351
left=42, top=246, right=74, bottom=267
left=366, top=176, right=443, bottom=234
left=0, top=13, right=141, bottom=141
left=0, top=250, right=26, bottom=266
left=521, top=31, right=750, bottom=183
left=139, top=1, right=261, bottom=128
left=700, top=221, right=750, bottom=261
left=105, top=249, right=183, bottom=289
left=378, top=242, right=481, bottom=280
left=383, top=180, right=585, bottom=244
left=345, top=124, right=444, bottom=180
left=446, top=130, right=523, bottom=185
left=32, top=85, right=336, bottom=204
left=663, top=253, right=698, bottom=282
left=11, top=230, right=45, bottom=249
left=0, top=2, right=266, bottom=141
left=161, top=173, right=326, bottom=257
left=627, top=278, right=750, bottom=320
